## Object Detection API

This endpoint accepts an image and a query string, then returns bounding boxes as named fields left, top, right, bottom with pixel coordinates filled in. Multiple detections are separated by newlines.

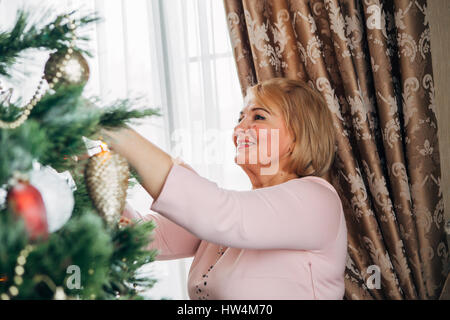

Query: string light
left=0, top=245, right=35, bottom=300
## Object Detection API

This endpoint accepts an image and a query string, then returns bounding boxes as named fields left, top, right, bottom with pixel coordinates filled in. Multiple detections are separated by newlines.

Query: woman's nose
left=233, top=117, right=251, bottom=137
left=232, top=127, right=244, bottom=146
left=235, top=115, right=252, bottom=130
left=233, top=119, right=244, bottom=139
left=233, top=119, right=257, bottom=145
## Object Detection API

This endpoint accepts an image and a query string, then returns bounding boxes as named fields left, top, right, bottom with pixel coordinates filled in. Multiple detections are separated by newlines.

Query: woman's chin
left=234, top=156, right=260, bottom=169
left=235, top=149, right=257, bottom=165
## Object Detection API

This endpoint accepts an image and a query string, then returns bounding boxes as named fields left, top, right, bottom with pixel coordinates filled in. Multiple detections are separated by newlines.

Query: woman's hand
left=97, top=126, right=174, bottom=201
left=98, top=126, right=130, bottom=152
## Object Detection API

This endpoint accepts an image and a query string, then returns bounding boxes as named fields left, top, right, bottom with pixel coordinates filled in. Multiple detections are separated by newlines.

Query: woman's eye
left=237, top=114, right=265, bottom=123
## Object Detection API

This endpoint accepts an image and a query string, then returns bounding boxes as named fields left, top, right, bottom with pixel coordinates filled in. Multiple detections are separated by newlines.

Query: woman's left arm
left=101, top=126, right=173, bottom=201
left=150, top=164, right=343, bottom=251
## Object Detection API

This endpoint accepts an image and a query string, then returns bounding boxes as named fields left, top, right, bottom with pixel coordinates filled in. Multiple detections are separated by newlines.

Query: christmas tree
left=0, top=9, right=160, bottom=299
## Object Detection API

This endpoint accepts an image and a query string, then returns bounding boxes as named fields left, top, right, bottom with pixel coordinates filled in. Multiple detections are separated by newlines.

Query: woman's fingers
left=98, top=127, right=126, bottom=151
left=77, top=153, right=91, bottom=161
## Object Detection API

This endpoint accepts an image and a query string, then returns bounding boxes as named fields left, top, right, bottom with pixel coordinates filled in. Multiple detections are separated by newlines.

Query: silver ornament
left=29, top=166, right=74, bottom=232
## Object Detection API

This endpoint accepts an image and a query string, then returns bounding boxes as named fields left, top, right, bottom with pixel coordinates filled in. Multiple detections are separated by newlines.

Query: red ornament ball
left=7, top=181, right=48, bottom=240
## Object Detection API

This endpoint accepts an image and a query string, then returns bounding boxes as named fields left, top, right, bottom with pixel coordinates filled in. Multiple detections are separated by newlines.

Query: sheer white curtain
left=0, top=0, right=250, bottom=299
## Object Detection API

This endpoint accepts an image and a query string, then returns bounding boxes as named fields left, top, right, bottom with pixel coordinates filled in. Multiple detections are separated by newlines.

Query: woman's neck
left=245, top=169, right=299, bottom=189
left=243, top=165, right=332, bottom=189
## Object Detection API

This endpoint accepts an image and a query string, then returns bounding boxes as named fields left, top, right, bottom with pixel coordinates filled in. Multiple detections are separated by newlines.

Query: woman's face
left=233, top=98, right=294, bottom=175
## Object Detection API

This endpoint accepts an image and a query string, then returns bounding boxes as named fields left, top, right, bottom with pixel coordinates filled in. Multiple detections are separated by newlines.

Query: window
left=0, top=0, right=250, bottom=299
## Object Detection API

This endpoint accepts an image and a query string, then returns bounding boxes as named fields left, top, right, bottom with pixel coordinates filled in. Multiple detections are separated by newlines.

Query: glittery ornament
left=44, top=49, right=90, bottom=87
left=85, top=146, right=129, bottom=226
left=29, top=166, right=74, bottom=232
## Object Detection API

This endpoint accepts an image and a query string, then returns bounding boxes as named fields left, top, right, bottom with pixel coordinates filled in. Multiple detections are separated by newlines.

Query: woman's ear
left=289, top=141, right=295, bottom=155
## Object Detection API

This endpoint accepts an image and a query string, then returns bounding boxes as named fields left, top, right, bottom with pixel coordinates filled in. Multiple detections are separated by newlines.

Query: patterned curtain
left=223, top=0, right=449, bottom=299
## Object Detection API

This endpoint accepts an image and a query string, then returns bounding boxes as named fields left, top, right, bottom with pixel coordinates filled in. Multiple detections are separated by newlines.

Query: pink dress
left=123, top=162, right=347, bottom=300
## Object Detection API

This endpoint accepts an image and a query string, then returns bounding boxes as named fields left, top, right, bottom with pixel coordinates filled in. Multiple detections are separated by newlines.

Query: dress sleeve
left=150, top=163, right=342, bottom=251
left=123, top=202, right=201, bottom=261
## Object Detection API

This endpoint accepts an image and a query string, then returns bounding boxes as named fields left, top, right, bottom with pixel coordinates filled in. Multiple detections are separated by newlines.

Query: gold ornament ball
left=44, top=50, right=90, bottom=87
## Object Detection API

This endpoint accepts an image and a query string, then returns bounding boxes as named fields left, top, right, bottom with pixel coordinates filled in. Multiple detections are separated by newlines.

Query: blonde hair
left=245, top=78, right=336, bottom=178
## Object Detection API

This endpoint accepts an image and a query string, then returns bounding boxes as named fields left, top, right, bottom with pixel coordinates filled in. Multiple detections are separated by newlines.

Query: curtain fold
left=223, top=0, right=448, bottom=299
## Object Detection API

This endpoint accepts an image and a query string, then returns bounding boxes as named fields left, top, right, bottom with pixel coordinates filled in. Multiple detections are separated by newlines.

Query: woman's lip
left=237, top=143, right=257, bottom=149
left=237, top=138, right=257, bottom=144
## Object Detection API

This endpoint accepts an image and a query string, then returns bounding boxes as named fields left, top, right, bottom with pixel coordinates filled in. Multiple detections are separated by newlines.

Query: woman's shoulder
left=282, top=176, right=342, bottom=208
left=297, top=176, right=337, bottom=193
left=283, top=175, right=337, bottom=194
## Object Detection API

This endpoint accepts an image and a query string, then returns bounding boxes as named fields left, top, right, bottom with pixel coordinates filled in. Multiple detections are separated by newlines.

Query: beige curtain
left=223, top=0, right=449, bottom=299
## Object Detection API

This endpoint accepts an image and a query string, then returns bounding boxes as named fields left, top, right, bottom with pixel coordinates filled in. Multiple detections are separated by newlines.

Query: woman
left=106, top=78, right=347, bottom=300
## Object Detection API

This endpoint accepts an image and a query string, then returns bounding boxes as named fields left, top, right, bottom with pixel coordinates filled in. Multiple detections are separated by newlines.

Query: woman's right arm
left=122, top=159, right=202, bottom=261
left=123, top=203, right=201, bottom=260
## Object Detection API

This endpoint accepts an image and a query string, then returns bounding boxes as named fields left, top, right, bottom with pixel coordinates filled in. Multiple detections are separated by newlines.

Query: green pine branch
left=0, top=10, right=98, bottom=77
left=0, top=8, right=163, bottom=300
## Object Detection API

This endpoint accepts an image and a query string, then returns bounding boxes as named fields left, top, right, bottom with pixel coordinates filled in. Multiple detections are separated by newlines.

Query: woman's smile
left=237, top=143, right=256, bottom=149
left=236, top=138, right=257, bottom=149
